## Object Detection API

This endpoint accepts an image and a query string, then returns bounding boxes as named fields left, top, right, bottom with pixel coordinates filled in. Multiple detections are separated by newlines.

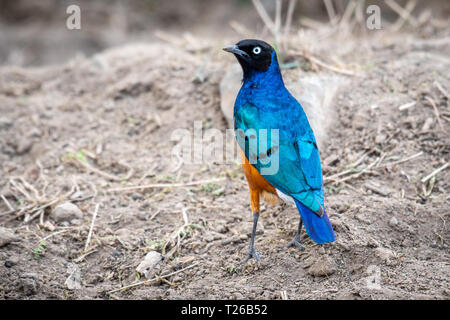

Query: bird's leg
left=245, top=212, right=261, bottom=262
left=278, top=218, right=305, bottom=251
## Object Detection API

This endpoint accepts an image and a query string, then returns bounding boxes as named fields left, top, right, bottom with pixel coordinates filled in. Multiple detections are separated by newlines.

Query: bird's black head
left=223, top=39, right=275, bottom=78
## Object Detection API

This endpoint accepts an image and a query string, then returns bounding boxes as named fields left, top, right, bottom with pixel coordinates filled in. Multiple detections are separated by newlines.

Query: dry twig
left=252, top=0, right=277, bottom=37
left=294, top=51, right=359, bottom=77
left=85, top=203, right=100, bottom=252
left=1, top=195, right=14, bottom=211
left=107, top=262, right=200, bottom=294
left=284, top=0, right=298, bottom=37
left=106, top=177, right=226, bottom=193
left=434, top=81, right=449, bottom=99
left=323, top=0, right=337, bottom=26
left=421, top=163, right=449, bottom=184
left=425, top=96, right=446, bottom=132
left=386, top=0, right=418, bottom=31
left=398, top=101, right=416, bottom=111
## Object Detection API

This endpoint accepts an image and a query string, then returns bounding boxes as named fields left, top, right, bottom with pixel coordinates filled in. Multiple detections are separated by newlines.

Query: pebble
left=15, top=137, right=33, bottom=155
left=388, top=217, right=398, bottom=228
left=233, top=292, right=244, bottom=300
left=5, top=256, right=19, bottom=268
left=307, top=255, right=337, bottom=277
left=131, top=193, right=143, bottom=201
left=51, top=202, right=83, bottom=223
left=367, top=238, right=380, bottom=248
left=375, top=247, right=396, bottom=265
left=352, top=111, right=369, bottom=130
left=112, top=249, right=121, bottom=258
left=136, top=251, right=162, bottom=278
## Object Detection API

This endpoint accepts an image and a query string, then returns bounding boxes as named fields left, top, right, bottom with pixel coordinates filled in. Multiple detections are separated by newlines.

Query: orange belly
left=240, top=150, right=279, bottom=214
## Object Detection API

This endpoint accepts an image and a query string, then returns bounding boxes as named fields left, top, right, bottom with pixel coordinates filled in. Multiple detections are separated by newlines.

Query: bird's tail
left=294, top=199, right=335, bottom=244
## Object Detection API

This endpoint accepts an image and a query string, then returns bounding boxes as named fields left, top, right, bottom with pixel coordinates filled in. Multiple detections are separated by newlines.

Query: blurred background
left=1, top=0, right=449, bottom=66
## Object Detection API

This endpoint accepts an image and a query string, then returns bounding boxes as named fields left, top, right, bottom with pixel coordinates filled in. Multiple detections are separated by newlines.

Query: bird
left=223, top=39, right=335, bottom=261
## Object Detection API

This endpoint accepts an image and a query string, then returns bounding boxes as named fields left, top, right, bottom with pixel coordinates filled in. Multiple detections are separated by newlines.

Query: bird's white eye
left=252, top=46, right=261, bottom=55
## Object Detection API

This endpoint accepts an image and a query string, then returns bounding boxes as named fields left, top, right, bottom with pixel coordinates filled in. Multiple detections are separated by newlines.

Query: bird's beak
left=223, top=45, right=249, bottom=59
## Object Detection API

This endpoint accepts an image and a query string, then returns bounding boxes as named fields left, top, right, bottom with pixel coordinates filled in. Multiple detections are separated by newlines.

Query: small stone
left=112, top=249, right=121, bottom=258
left=16, top=137, right=33, bottom=155
left=367, top=238, right=379, bottom=248
left=0, top=227, right=20, bottom=247
left=42, top=221, right=56, bottom=231
left=375, top=247, right=396, bottom=265
left=233, top=292, right=244, bottom=300
left=352, top=111, right=369, bottom=130
left=388, top=217, right=398, bottom=228
left=131, top=193, right=143, bottom=201
left=115, top=228, right=140, bottom=246
left=51, top=202, right=83, bottom=223
left=5, top=257, right=18, bottom=268
left=136, top=251, right=162, bottom=278
left=307, top=255, right=337, bottom=277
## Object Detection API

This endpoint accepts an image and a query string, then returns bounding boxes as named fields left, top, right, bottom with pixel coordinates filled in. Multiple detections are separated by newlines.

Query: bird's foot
left=244, top=247, right=261, bottom=262
left=278, top=236, right=305, bottom=251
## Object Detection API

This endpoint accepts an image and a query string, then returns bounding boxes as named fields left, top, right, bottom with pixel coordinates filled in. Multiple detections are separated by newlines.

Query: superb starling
left=223, top=39, right=335, bottom=261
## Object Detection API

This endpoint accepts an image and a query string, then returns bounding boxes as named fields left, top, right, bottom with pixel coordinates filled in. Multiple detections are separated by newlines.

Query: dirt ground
left=0, top=4, right=449, bottom=300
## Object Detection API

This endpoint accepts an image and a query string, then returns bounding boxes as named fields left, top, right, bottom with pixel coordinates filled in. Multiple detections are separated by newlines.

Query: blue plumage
left=295, top=200, right=335, bottom=244
left=231, top=44, right=335, bottom=245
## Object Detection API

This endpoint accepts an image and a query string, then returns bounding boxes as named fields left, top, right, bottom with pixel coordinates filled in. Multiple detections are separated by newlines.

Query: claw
left=278, top=237, right=305, bottom=251
left=244, top=247, right=261, bottom=262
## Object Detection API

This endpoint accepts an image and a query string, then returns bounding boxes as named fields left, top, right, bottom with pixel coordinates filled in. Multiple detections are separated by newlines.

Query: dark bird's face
left=223, top=39, right=275, bottom=76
